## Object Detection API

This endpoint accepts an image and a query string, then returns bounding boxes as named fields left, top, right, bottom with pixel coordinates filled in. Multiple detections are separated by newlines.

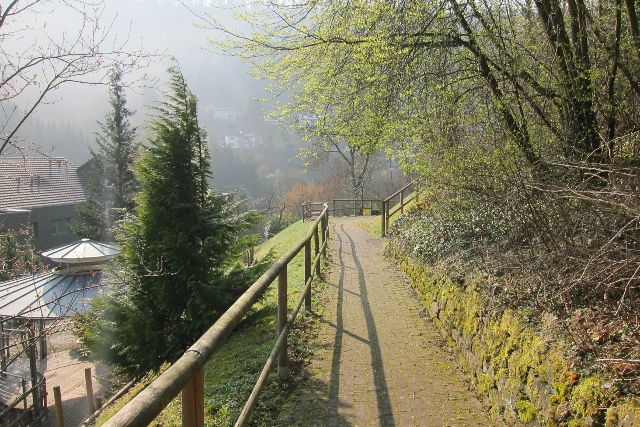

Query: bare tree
left=0, top=0, right=148, bottom=155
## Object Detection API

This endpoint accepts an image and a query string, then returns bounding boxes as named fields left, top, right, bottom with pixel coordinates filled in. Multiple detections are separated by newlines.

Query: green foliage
left=95, top=67, right=138, bottom=211
left=95, top=219, right=325, bottom=425
left=80, top=67, right=262, bottom=376
left=71, top=200, right=104, bottom=241
left=71, top=67, right=138, bottom=241
left=395, top=258, right=640, bottom=426
left=0, top=228, right=43, bottom=281
left=224, top=0, right=640, bottom=418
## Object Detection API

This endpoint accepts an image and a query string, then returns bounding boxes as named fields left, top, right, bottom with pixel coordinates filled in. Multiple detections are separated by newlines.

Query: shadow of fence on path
left=327, top=226, right=346, bottom=424
left=342, top=225, right=395, bottom=427
left=278, top=223, right=395, bottom=426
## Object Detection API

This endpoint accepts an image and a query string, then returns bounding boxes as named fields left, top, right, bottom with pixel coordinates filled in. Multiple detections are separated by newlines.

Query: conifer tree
left=72, top=67, right=137, bottom=240
left=80, top=67, right=259, bottom=375
left=95, top=67, right=138, bottom=211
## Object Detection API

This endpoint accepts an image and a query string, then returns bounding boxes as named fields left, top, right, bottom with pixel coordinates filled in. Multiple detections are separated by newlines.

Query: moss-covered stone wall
left=398, top=257, right=639, bottom=426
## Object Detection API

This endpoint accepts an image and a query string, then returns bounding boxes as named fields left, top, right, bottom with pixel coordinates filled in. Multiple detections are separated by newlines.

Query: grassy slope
left=357, top=193, right=419, bottom=238
left=97, top=220, right=323, bottom=426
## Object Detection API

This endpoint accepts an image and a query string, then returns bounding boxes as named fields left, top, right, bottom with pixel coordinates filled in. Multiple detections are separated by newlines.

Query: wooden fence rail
left=331, top=199, right=383, bottom=217
left=381, top=181, right=418, bottom=237
left=0, top=370, right=47, bottom=426
left=104, top=204, right=330, bottom=427
left=304, top=199, right=382, bottom=219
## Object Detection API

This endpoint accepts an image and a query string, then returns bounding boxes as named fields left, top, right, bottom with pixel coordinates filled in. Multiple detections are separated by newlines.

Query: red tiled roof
left=0, top=157, right=87, bottom=209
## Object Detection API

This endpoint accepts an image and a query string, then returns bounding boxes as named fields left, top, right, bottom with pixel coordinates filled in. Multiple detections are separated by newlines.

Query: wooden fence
left=331, top=199, right=383, bottom=217
left=104, top=204, right=330, bottom=427
left=0, top=371, right=47, bottom=426
left=0, top=321, right=48, bottom=427
left=381, top=181, right=418, bottom=237
left=302, top=200, right=381, bottom=219
left=301, top=201, right=330, bottom=221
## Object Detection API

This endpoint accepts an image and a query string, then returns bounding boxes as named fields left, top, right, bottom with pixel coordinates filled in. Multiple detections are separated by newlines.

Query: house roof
left=0, top=156, right=87, bottom=210
left=0, top=270, right=108, bottom=319
left=42, top=239, right=121, bottom=265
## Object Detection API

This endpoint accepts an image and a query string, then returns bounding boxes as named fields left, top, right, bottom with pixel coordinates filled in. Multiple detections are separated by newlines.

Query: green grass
left=96, top=220, right=326, bottom=426
left=356, top=192, right=420, bottom=238
left=356, top=216, right=382, bottom=237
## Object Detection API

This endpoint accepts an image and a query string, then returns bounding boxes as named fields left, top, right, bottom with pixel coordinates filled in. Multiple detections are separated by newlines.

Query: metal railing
left=381, top=181, right=418, bottom=237
left=104, top=204, right=330, bottom=427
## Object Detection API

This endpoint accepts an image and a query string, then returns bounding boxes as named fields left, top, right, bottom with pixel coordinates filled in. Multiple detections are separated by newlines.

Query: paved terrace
left=1, top=350, right=106, bottom=427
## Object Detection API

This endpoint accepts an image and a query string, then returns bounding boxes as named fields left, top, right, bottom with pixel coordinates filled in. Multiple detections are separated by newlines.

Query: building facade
left=0, top=157, right=87, bottom=251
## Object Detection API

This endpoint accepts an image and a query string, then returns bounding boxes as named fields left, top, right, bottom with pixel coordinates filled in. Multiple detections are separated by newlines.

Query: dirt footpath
left=278, top=217, right=498, bottom=426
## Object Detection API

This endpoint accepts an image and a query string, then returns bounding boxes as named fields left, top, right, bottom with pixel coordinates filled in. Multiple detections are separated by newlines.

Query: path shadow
left=327, top=225, right=347, bottom=424
left=43, top=394, right=89, bottom=427
left=280, top=222, right=394, bottom=426
left=342, top=225, right=395, bottom=427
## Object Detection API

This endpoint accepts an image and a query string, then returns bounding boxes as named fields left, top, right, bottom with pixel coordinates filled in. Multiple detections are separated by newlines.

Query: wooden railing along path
left=302, top=182, right=418, bottom=224
left=381, top=181, right=418, bottom=237
left=0, top=371, right=47, bottom=426
left=301, top=182, right=417, bottom=238
left=104, top=204, right=330, bottom=427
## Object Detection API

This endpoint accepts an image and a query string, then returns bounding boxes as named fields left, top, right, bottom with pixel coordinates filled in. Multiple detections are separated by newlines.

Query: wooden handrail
left=332, top=198, right=382, bottom=202
left=330, top=199, right=384, bottom=217
left=0, top=371, right=47, bottom=426
left=235, top=235, right=328, bottom=426
left=104, top=205, right=330, bottom=427
left=384, top=181, right=413, bottom=202
left=381, top=181, right=418, bottom=237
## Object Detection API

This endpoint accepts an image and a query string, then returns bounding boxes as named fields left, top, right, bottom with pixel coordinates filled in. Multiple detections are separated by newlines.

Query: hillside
left=96, top=220, right=327, bottom=425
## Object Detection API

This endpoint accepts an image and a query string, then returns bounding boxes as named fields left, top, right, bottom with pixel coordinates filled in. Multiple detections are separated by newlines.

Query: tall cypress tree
left=72, top=67, right=137, bottom=240
left=95, top=66, right=138, bottom=211
left=82, top=67, right=259, bottom=375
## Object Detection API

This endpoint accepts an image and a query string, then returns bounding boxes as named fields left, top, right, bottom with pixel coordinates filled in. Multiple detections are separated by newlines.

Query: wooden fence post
left=42, top=377, right=47, bottom=412
left=278, top=268, right=289, bottom=379
left=38, top=319, right=47, bottom=359
left=313, top=225, right=320, bottom=277
left=28, top=325, right=40, bottom=416
left=381, top=201, right=386, bottom=237
left=400, top=190, right=405, bottom=214
left=304, top=239, right=312, bottom=311
left=181, top=366, right=204, bottom=427
left=386, top=202, right=390, bottom=233
left=1, top=332, right=5, bottom=375
left=321, top=214, right=328, bottom=258
left=85, top=367, right=96, bottom=415
left=21, top=379, right=27, bottom=410
left=54, top=386, right=64, bottom=427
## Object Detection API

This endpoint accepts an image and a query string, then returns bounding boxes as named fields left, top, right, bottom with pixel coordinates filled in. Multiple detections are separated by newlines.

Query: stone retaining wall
left=397, top=256, right=639, bottom=426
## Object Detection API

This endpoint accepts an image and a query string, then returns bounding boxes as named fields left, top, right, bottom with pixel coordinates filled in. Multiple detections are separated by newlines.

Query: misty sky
left=20, top=0, right=265, bottom=155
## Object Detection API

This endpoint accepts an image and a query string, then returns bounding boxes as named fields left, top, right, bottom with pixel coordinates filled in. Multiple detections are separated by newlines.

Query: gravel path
left=279, top=217, right=497, bottom=426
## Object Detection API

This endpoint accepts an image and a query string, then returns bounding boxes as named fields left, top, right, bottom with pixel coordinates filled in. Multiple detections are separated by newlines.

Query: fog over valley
left=5, top=0, right=304, bottom=197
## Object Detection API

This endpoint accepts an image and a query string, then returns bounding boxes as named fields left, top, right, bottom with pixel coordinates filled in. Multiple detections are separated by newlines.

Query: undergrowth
left=97, top=220, right=328, bottom=426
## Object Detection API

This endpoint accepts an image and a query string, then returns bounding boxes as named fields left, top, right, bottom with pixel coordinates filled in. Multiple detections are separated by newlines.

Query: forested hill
left=221, top=0, right=640, bottom=420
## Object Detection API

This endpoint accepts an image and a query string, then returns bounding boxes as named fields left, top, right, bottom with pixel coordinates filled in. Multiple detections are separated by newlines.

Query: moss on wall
left=397, top=256, right=639, bottom=426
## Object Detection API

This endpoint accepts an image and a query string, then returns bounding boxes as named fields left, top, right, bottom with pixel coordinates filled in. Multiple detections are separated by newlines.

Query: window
left=51, top=218, right=71, bottom=236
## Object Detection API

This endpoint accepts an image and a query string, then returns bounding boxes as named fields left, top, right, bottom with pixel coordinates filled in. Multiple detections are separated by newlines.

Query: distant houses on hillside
left=0, top=157, right=87, bottom=250
left=224, top=131, right=264, bottom=149
left=213, top=107, right=237, bottom=122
